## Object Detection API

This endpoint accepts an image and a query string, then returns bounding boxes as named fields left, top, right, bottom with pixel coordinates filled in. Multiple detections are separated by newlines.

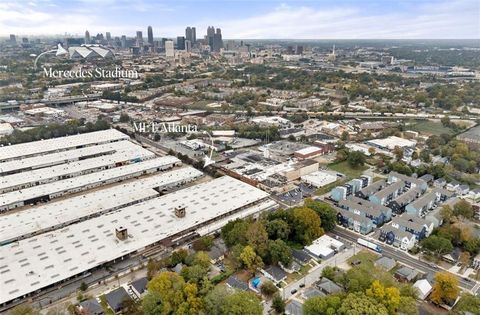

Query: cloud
left=214, top=0, right=479, bottom=39
left=0, top=0, right=478, bottom=38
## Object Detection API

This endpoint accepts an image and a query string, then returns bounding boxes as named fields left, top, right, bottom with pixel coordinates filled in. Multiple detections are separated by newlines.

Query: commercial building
left=0, top=157, right=181, bottom=212
left=0, top=129, right=129, bottom=163
left=304, top=235, right=345, bottom=259
left=366, top=136, right=416, bottom=151
left=301, top=171, right=337, bottom=188
left=0, top=175, right=276, bottom=306
left=0, top=167, right=203, bottom=245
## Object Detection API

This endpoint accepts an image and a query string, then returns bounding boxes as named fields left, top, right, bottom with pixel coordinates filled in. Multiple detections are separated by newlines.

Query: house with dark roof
left=457, top=184, right=470, bottom=196
left=374, top=256, right=396, bottom=271
left=388, top=187, right=422, bottom=214
left=130, top=277, right=148, bottom=298
left=369, top=181, right=405, bottom=206
left=302, top=287, right=324, bottom=299
left=225, top=275, right=249, bottom=291
left=433, top=177, right=447, bottom=189
left=78, top=298, right=104, bottom=315
left=292, top=249, right=313, bottom=265
left=356, top=180, right=386, bottom=199
left=285, top=300, right=303, bottom=315
left=419, top=174, right=434, bottom=186
left=104, top=287, right=131, bottom=314
left=395, top=266, right=419, bottom=282
left=261, top=265, right=287, bottom=283
left=316, top=278, right=343, bottom=295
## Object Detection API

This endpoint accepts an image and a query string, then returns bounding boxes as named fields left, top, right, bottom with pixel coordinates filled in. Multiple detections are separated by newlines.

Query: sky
left=0, top=0, right=479, bottom=39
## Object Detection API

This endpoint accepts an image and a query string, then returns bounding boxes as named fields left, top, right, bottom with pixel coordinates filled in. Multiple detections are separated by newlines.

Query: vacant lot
left=328, top=161, right=368, bottom=179
left=409, top=121, right=455, bottom=136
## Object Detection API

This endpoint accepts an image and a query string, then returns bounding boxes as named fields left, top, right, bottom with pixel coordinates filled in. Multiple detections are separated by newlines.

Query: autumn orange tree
left=431, top=271, right=460, bottom=305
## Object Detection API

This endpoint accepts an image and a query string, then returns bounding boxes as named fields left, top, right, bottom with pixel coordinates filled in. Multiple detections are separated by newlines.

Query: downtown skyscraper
left=185, top=26, right=196, bottom=44
left=147, top=26, right=154, bottom=46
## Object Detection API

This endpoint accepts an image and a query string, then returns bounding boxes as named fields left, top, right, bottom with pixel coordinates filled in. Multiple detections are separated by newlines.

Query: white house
left=413, top=279, right=432, bottom=300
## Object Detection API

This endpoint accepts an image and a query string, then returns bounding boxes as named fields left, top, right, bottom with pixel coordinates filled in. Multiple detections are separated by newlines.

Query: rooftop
left=0, top=129, right=128, bottom=162
left=0, top=175, right=271, bottom=304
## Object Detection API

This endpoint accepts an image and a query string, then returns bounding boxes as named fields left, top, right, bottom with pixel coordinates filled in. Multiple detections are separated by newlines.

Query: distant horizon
left=0, top=0, right=478, bottom=39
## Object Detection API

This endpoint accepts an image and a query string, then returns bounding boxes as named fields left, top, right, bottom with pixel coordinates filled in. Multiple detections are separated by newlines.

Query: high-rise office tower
left=185, top=27, right=192, bottom=43
left=165, top=40, right=175, bottom=58
left=106, top=32, right=112, bottom=44
left=213, top=28, right=223, bottom=52
left=192, top=27, right=196, bottom=43
left=136, top=31, right=143, bottom=46
left=207, top=26, right=215, bottom=49
left=121, top=35, right=127, bottom=48
left=84, top=30, right=90, bottom=44
left=185, top=40, right=192, bottom=52
left=177, top=36, right=185, bottom=50
left=9, top=34, right=16, bottom=44
left=295, top=45, right=303, bottom=55
left=147, top=26, right=154, bottom=45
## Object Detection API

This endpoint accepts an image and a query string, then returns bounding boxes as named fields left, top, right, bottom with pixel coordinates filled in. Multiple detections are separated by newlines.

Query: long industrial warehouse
left=0, top=176, right=277, bottom=306
left=0, top=167, right=204, bottom=245
left=0, top=156, right=182, bottom=212
left=0, top=129, right=129, bottom=162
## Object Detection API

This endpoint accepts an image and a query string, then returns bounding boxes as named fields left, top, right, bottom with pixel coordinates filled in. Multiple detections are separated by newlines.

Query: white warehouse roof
left=0, top=176, right=272, bottom=305
left=0, top=167, right=203, bottom=245
left=0, top=156, right=180, bottom=211
left=0, top=129, right=128, bottom=162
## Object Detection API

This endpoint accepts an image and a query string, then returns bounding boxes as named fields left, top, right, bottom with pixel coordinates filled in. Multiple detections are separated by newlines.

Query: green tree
left=239, top=245, right=263, bottom=273
left=260, top=280, right=278, bottom=297
left=397, top=296, right=419, bottom=315
left=8, top=304, right=40, bottom=315
left=265, top=219, right=290, bottom=240
left=221, top=219, right=249, bottom=247
left=420, top=235, right=453, bottom=256
left=304, top=199, right=337, bottom=232
left=453, top=200, right=474, bottom=219
left=220, top=291, right=263, bottom=315
left=192, top=235, right=214, bottom=251
left=303, top=295, right=342, bottom=315
left=440, top=205, right=454, bottom=223
left=452, top=293, right=480, bottom=315
left=246, top=221, right=269, bottom=256
left=272, top=294, right=285, bottom=313
left=267, top=239, right=292, bottom=266
left=347, top=151, right=366, bottom=168
left=338, top=292, right=389, bottom=315
left=431, top=271, right=460, bottom=305
left=204, top=285, right=231, bottom=314
left=145, top=272, right=185, bottom=313
left=292, top=207, right=324, bottom=245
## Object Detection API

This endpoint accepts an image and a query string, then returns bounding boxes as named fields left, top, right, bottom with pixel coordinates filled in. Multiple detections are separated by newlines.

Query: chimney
left=115, top=226, right=128, bottom=240
left=174, top=206, right=186, bottom=218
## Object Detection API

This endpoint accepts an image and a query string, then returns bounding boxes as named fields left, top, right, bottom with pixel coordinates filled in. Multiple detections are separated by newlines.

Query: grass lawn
left=409, top=121, right=455, bottom=136
left=315, top=178, right=346, bottom=196
left=285, top=264, right=313, bottom=283
left=347, top=250, right=379, bottom=266
left=327, top=161, right=368, bottom=179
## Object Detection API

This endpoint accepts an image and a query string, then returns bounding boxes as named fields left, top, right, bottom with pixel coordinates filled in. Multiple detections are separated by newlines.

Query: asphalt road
left=330, top=227, right=477, bottom=293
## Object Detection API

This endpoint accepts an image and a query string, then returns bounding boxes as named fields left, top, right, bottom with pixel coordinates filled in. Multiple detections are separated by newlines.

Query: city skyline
left=0, top=0, right=478, bottom=39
